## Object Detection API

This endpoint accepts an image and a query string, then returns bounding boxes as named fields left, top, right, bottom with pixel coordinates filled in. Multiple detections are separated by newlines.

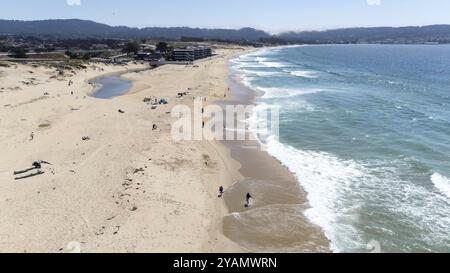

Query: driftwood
left=14, top=171, right=45, bottom=180
left=13, top=160, right=52, bottom=180
left=14, top=167, right=37, bottom=175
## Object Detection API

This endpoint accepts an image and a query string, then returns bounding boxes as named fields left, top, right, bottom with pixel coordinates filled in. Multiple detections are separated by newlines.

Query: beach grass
left=38, top=123, right=51, bottom=129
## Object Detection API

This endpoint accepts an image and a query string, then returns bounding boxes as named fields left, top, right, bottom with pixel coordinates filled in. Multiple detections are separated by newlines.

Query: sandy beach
left=0, top=46, right=329, bottom=253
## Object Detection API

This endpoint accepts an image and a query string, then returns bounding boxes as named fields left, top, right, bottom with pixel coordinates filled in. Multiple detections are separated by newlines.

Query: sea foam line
left=233, top=47, right=364, bottom=251
left=288, top=70, right=319, bottom=79
left=257, top=87, right=323, bottom=99
left=261, top=136, right=366, bottom=253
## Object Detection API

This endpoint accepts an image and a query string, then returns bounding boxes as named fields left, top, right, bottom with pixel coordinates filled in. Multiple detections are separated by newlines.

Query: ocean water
left=231, top=45, right=450, bottom=253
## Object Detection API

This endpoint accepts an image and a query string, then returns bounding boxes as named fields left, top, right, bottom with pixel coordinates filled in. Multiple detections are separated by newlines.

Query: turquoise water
left=232, top=45, right=450, bottom=253
left=91, top=75, right=132, bottom=99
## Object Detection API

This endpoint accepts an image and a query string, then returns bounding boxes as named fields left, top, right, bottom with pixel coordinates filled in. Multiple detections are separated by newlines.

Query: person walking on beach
left=29, top=132, right=34, bottom=141
left=245, top=192, right=253, bottom=208
left=218, top=186, right=224, bottom=198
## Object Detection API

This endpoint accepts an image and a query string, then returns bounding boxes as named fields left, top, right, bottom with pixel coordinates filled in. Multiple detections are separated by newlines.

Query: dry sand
left=0, top=46, right=329, bottom=253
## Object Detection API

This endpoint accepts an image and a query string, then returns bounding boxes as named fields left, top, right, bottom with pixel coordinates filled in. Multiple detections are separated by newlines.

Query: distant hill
left=2, top=19, right=450, bottom=44
left=278, top=25, right=450, bottom=44
left=0, top=19, right=270, bottom=41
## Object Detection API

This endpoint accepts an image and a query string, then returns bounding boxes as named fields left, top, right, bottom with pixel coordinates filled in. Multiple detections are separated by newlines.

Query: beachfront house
left=173, top=46, right=213, bottom=62
left=173, top=48, right=195, bottom=62
left=136, top=52, right=153, bottom=60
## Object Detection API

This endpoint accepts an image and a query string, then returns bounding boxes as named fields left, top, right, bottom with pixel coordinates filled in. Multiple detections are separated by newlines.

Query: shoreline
left=211, top=54, right=330, bottom=252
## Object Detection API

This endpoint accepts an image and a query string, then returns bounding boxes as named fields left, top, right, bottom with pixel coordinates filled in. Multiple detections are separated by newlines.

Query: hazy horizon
left=1, top=0, right=450, bottom=34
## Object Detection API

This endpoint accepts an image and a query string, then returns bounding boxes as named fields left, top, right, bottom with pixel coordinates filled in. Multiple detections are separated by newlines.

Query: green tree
left=10, top=47, right=28, bottom=58
left=65, top=51, right=78, bottom=59
left=156, top=42, right=168, bottom=52
left=123, top=42, right=140, bottom=54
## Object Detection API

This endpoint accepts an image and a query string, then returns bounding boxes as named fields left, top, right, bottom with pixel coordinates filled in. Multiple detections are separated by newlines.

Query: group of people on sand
left=218, top=185, right=253, bottom=208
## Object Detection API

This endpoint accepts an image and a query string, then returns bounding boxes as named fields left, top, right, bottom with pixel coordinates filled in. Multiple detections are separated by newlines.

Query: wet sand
left=218, top=70, right=331, bottom=253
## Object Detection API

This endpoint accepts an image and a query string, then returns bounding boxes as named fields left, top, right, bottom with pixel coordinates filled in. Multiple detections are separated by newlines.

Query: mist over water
left=232, top=45, right=450, bottom=253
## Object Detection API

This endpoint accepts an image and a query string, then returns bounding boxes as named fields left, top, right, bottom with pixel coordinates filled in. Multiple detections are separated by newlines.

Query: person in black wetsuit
left=245, top=193, right=253, bottom=207
left=32, top=161, right=42, bottom=169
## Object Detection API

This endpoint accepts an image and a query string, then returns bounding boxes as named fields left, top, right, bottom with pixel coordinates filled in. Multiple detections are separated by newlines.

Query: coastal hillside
left=2, top=19, right=450, bottom=44
left=0, top=19, right=270, bottom=41
left=278, top=25, right=450, bottom=44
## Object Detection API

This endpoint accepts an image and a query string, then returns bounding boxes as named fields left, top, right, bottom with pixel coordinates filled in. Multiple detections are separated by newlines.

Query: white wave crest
left=258, top=87, right=323, bottom=99
left=239, top=69, right=282, bottom=77
left=432, top=173, right=450, bottom=199
left=289, top=70, right=319, bottom=78
left=259, top=61, right=287, bottom=68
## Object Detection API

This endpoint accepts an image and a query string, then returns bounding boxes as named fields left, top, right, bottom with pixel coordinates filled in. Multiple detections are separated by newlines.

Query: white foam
left=258, top=87, right=323, bottom=99
left=289, top=70, right=318, bottom=79
left=239, top=69, right=281, bottom=77
left=259, top=60, right=287, bottom=68
left=432, top=173, right=450, bottom=199
left=280, top=44, right=304, bottom=49
left=239, top=74, right=256, bottom=90
left=259, top=138, right=450, bottom=252
left=262, top=136, right=366, bottom=252
left=235, top=48, right=273, bottom=61
left=247, top=103, right=274, bottom=141
left=234, top=64, right=266, bottom=69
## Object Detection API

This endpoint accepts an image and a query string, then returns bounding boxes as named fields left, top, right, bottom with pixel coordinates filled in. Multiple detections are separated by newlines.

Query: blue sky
left=1, top=0, right=450, bottom=33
